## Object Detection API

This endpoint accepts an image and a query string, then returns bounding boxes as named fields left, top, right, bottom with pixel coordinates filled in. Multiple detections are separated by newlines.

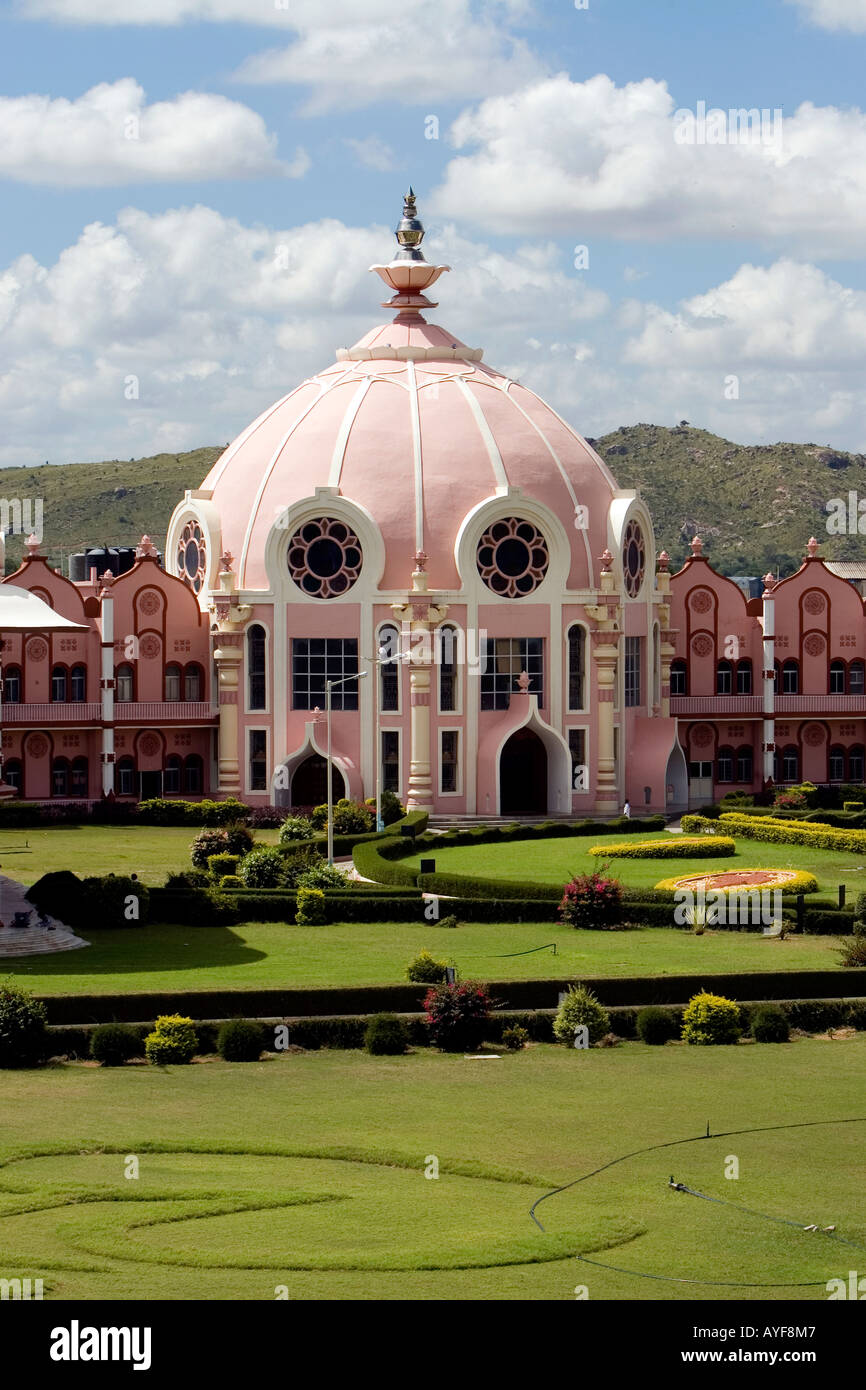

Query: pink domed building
left=2, top=193, right=689, bottom=817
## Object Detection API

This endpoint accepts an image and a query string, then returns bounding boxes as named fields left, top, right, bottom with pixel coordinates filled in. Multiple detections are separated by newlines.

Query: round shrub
left=365, top=1014, right=409, bottom=1055
left=681, top=992, right=742, bottom=1046
left=406, top=949, right=448, bottom=984
left=218, top=874, right=243, bottom=890
left=0, top=981, right=47, bottom=1068
left=278, top=815, right=314, bottom=843
left=144, top=1014, right=198, bottom=1066
left=239, top=845, right=290, bottom=888
left=438, top=914, right=458, bottom=929
left=424, top=981, right=490, bottom=1052
left=559, top=867, right=623, bottom=930
left=750, top=1005, right=790, bottom=1043
left=90, top=1022, right=140, bottom=1066
left=296, top=862, right=351, bottom=891
left=207, top=852, right=239, bottom=881
left=553, top=983, right=610, bottom=1045
left=190, top=823, right=252, bottom=869
left=636, top=1005, right=679, bottom=1046
left=217, top=1018, right=265, bottom=1062
left=295, top=887, right=326, bottom=925
left=502, top=1024, right=529, bottom=1051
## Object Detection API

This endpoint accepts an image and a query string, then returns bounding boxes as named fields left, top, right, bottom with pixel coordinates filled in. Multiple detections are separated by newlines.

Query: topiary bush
left=750, top=1005, right=790, bottom=1043
left=406, top=949, right=448, bottom=983
left=424, top=980, right=490, bottom=1052
left=207, top=852, right=239, bottom=881
left=90, top=1022, right=140, bottom=1066
left=218, top=874, right=243, bottom=891
left=553, top=983, right=610, bottom=1044
left=636, top=1005, right=679, bottom=1045
left=278, top=815, right=314, bottom=843
left=502, top=1024, right=529, bottom=1051
left=559, top=866, right=623, bottom=929
left=364, top=1013, right=409, bottom=1055
left=144, top=1014, right=198, bottom=1065
left=217, top=1018, right=265, bottom=1062
left=295, top=887, right=326, bottom=925
left=681, top=992, right=742, bottom=1046
left=0, top=981, right=47, bottom=1067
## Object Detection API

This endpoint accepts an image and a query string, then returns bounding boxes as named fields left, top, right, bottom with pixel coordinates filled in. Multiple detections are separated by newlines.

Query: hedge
left=588, top=836, right=736, bottom=860
left=712, top=811, right=866, bottom=855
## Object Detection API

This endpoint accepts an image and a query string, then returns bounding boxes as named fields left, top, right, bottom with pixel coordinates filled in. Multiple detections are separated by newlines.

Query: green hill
left=2, top=425, right=862, bottom=580
left=593, top=423, right=865, bottom=577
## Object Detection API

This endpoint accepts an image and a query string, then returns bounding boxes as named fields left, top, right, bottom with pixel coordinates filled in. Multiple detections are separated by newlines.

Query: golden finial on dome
left=395, top=187, right=425, bottom=261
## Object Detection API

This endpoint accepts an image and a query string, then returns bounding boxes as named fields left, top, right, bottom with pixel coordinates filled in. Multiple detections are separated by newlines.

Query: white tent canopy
left=0, top=584, right=88, bottom=632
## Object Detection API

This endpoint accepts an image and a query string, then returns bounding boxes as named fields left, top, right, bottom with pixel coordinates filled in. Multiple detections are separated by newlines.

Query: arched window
left=183, top=754, right=203, bottom=795
left=379, top=623, right=400, bottom=713
left=3, top=666, right=21, bottom=703
left=716, top=660, right=733, bottom=695
left=437, top=625, right=457, bottom=712
left=51, top=758, right=69, bottom=797
left=736, top=746, right=753, bottom=783
left=115, top=665, right=134, bottom=703
left=829, top=745, right=846, bottom=782
left=830, top=660, right=846, bottom=695
left=70, top=665, right=86, bottom=702
left=849, top=661, right=865, bottom=696
left=736, top=659, right=752, bottom=695
left=164, top=754, right=182, bottom=795
left=165, top=664, right=181, bottom=702
left=670, top=659, right=687, bottom=696
left=781, top=746, right=799, bottom=782
left=116, top=757, right=135, bottom=797
left=782, top=659, right=799, bottom=695
left=51, top=665, right=67, bottom=702
left=247, top=624, right=266, bottom=710
left=184, top=665, right=202, bottom=702
left=4, top=758, right=22, bottom=792
left=717, top=746, right=734, bottom=783
left=70, top=757, right=88, bottom=798
left=849, top=745, right=865, bottom=782
left=567, top=625, right=586, bottom=710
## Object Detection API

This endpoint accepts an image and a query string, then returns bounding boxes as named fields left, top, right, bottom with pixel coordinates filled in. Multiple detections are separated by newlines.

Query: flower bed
left=654, top=867, right=819, bottom=895
left=588, top=836, right=735, bottom=860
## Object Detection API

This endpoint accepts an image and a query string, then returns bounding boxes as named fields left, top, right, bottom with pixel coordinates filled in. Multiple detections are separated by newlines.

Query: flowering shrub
left=278, top=815, right=314, bottom=843
left=681, top=992, right=742, bottom=1046
left=559, top=865, right=623, bottom=929
left=190, top=823, right=253, bottom=869
left=423, top=980, right=490, bottom=1052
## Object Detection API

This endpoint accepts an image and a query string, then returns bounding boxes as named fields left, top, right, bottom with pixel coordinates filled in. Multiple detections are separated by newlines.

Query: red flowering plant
left=423, top=980, right=492, bottom=1052
left=559, top=864, right=623, bottom=930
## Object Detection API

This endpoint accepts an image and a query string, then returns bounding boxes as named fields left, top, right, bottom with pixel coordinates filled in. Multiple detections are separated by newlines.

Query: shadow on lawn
left=0, top=924, right=268, bottom=980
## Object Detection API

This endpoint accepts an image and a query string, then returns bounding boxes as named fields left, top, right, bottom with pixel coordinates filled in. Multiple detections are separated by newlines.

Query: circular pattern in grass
left=654, top=868, right=819, bottom=894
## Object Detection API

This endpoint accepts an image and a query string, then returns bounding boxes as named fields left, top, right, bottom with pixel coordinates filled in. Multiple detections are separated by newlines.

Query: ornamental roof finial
left=599, top=547, right=613, bottom=574
left=369, top=189, right=450, bottom=317
left=806, top=536, right=819, bottom=558
left=395, top=188, right=425, bottom=262
left=25, top=533, right=41, bottom=558
left=690, top=536, right=704, bottom=558
left=657, top=550, right=670, bottom=572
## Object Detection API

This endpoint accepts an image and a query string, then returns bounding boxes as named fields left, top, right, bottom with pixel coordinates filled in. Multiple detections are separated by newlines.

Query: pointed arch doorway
left=290, top=754, right=345, bottom=809
left=500, top=727, right=548, bottom=816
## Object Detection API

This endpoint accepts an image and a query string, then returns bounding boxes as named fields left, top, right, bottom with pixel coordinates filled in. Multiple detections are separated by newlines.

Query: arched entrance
left=500, top=728, right=547, bottom=815
left=290, top=754, right=345, bottom=809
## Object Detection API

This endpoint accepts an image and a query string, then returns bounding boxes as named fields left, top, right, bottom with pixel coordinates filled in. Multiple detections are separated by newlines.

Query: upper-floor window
left=736, top=659, right=752, bottom=695
left=70, top=665, right=86, bottom=702
left=184, top=664, right=202, bottom=702
left=830, top=660, right=846, bottom=695
left=850, top=661, right=865, bottom=696
left=480, top=638, right=543, bottom=710
left=115, top=665, right=134, bottom=703
left=624, top=636, right=642, bottom=708
left=437, top=625, right=458, bottom=712
left=567, top=625, right=586, bottom=710
left=165, top=664, right=182, bottom=702
left=248, top=625, right=266, bottom=710
left=670, top=659, right=687, bottom=696
left=292, top=639, right=359, bottom=710
left=781, top=659, right=799, bottom=694
left=378, top=624, right=400, bottom=713
left=716, top=660, right=733, bottom=695
left=51, top=665, right=67, bottom=702
left=3, top=666, right=21, bottom=703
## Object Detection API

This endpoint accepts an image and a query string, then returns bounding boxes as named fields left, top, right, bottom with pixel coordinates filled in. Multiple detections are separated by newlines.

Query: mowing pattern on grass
left=531, top=1117, right=866, bottom=1289
left=0, top=1143, right=640, bottom=1276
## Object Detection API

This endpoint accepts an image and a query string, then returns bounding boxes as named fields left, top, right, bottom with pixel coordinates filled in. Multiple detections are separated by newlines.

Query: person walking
left=623, top=800, right=631, bottom=818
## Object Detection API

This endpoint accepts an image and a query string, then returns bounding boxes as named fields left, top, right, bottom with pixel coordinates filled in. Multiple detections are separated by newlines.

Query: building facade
left=2, top=193, right=861, bottom=815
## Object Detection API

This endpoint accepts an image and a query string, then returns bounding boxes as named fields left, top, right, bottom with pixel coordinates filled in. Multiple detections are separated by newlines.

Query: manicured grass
left=1, top=1037, right=864, bottom=1300
left=2, top=920, right=845, bottom=995
left=0, top=824, right=279, bottom=888
left=407, top=831, right=866, bottom=901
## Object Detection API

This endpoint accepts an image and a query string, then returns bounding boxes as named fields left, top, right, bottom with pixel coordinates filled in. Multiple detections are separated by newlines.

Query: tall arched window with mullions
left=378, top=623, right=400, bottom=713
left=247, top=625, right=266, bottom=710
left=567, top=625, right=586, bottom=710
left=437, top=625, right=458, bottom=713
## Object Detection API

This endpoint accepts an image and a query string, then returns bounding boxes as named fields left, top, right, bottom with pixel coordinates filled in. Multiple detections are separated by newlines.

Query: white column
left=100, top=584, right=115, bottom=795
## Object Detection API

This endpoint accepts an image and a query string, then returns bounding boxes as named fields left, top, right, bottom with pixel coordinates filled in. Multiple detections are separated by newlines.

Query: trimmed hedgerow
left=295, top=888, right=326, bottom=926
left=716, top=811, right=866, bottom=855
left=364, top=1013, right=409, bottom=1055
left=636, top=1005, right=680, bottom=1045
left=90, top=1022, right=141, bottom=1066
left=588, top=836, right=736, bottom=859
left=750, top=1005, right=790, bottom=1043
left=217, top=1018, right=265, bottom=1062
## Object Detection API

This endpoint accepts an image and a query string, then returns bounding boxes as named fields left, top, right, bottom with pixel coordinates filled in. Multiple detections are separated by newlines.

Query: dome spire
left=369, top=187, right=450, bottom=320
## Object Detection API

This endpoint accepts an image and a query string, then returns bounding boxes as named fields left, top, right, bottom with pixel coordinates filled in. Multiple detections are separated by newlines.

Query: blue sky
left=1, top=0, right=865, bottom=467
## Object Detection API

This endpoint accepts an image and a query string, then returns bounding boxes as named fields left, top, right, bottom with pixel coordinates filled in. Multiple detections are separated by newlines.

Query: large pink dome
left=192, top=193, right=620, bottom=594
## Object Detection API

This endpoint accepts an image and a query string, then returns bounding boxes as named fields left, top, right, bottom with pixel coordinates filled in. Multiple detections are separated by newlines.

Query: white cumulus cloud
left=0, top=79, right=299, bottom=186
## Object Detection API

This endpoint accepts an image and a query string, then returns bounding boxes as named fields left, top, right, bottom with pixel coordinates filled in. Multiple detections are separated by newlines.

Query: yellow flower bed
left=588, top=836, right=736, bottom=859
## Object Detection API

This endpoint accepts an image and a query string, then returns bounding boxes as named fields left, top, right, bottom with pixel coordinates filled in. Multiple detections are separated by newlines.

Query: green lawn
left=1, top=1037, right=864, bottom=1300
left=408, top=831, right=866, bottom=901
left=0, top=825, right=279, bottom=888
left=2, top=920, right=846, bottom=995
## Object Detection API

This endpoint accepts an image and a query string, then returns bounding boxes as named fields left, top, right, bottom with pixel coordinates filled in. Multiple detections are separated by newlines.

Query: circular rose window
left=176, top=520, right=207, bottom=594
left=476, top=517, right=549, bottom=597
left=623, top=519, right=646, bottom=598
left=288, top=517, right=363, bottom=598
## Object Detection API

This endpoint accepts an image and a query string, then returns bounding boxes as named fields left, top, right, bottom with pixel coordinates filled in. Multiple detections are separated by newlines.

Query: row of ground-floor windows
left=2, top=755, right=205, bottom=798
left=692, top=745, right=866, bottom=784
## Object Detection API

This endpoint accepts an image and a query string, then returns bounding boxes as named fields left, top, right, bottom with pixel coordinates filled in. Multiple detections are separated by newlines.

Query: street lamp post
left=326, top=669, right=367, bottom=866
